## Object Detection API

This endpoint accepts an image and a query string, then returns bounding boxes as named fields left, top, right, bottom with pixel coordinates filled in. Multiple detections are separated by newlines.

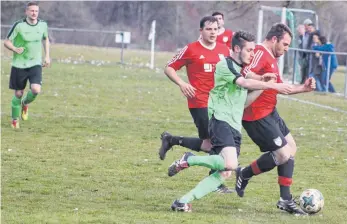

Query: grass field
left=1, top=44, right=347, bottom=224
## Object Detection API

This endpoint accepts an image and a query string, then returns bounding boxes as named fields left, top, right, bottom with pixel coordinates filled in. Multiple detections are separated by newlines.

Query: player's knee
left=220, top=170, right=232, bottom=179
left=201, top=139, right=212, bottom=152
left=290, top=144, right=297, bottom=157
left=273, top=147, right=291, bottom=165
left=221, top=147, right=238, bottom=170
left=15, top=90, right=24, bottom=98
left=31, top=86, right=41, bottom=94
left=225, top=159, right=238, bottom=171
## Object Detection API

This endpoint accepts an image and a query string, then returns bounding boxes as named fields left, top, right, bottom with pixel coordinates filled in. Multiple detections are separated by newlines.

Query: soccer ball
left=299, top=189, right=324, bottom=214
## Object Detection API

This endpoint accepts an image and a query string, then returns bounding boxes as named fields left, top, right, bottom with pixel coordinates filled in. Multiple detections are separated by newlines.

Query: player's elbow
left=164, top=66, right=174, bottom=75
left=235, top=77, right=247, bottom=88
left=164, top=66, right=170, bottom=75
left=4, top=39, right=10, bottom=47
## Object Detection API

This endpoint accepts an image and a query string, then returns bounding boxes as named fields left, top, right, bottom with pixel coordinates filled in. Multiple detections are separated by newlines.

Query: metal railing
left=289, top=48, right=347, bottom=98
left=1, top=25, right=130, bottom=63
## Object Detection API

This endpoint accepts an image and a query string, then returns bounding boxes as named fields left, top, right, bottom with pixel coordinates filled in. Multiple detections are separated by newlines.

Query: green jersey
left=7, top=18, right=48, bottom=69
left=208, top=57, right=247, bottom=133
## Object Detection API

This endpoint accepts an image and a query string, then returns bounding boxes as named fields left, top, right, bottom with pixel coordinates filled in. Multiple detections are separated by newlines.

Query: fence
left=1, top=25, right=131, bottom=64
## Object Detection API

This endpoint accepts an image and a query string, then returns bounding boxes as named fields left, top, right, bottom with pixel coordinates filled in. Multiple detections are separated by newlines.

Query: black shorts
left=189, top=108, right=210, bottom=140
left=209, top=115, right=241, bottom=157
left=9, top=65, right=42, bottom=90
left=242, top=109, right=290, bottom=152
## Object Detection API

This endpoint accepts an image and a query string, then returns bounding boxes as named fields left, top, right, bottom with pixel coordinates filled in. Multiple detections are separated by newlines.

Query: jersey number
left=204, top=63, right=213, bottom=72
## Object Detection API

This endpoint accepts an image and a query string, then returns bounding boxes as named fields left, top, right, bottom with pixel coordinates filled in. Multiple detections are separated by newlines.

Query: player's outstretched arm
left=235, top=76, right=292, bottom=94
left=284, top=77, right=316, bottom=95
left=244, top=72, right=277, bottom=81
left=164, top=66, right=196, bottom=98
left=243, top=72, right=277, bottom=107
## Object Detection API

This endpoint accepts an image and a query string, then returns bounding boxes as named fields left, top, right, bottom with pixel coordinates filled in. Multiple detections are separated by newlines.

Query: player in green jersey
left=4, top=1, right=50, bottom=128
left=167, top=31, right=294, bottom=212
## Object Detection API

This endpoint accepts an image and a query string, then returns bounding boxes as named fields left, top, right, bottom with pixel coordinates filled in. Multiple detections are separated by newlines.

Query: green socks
left=23, top=90, right=37, bottom=105
left=179, top=171, right=225, bottom=203
left=11, top=96, right=22, bottom=119
left=187, top=155, right=225, bottom=171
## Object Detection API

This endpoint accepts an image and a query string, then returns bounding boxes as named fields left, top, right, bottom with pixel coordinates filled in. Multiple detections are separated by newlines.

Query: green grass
left=1, top=44, right=347, bottom=224
left=1, top=43, right=174, bottom=69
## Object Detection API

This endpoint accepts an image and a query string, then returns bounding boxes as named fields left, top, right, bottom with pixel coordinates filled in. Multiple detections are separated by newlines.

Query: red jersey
left=216, top=29, right=233, bottom=49
left=167, top=40, right=230, bottom=108
left=242, top=44, right=282, bottom=121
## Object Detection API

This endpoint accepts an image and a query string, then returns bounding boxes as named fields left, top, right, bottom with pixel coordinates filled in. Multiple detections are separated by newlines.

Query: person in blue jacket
left=313, top=36, right=338, bottom=93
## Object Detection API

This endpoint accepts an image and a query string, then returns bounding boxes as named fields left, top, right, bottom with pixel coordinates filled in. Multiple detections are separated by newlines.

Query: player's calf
left=272, top=145, right=292, bottom=165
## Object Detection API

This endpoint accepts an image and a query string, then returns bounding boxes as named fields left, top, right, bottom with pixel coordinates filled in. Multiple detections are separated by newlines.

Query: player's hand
left=274, top=83, right=293, bottom=95
left=304, top=77, right=316, bottom=91
left=262, top=73, right=277, bottom=82
left=179, top=81, right=196, bottom=98
left=43, top=57, right=51, bottom=67
left=14, top=47, right=24, bottom=54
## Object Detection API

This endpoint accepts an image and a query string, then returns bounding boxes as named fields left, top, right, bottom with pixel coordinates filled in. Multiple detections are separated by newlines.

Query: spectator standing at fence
left=4, top=1, right=50, bottom=128
left=313, top=36, right=338, bottom=93
left=309, top=32, right=324, bottom=91
left=297, top=24, right=305, bottom=57
left=299, top=19, right=319, bottom=84
left=298, top=19, right=311, bottom=83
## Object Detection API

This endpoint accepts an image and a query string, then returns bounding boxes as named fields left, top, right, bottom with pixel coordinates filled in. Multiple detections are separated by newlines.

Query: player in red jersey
left=212, top=12, right=233, bottom=49
left=158, top=16, right=232, bottom=193
left=235, top=23, right=316, bottom=215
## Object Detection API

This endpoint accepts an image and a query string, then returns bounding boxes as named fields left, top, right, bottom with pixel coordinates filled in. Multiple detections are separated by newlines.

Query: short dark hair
left=232, top=31, right=255, bottom=51
left=265, top=23, right=293, bottom=41
left=26, top=1, right=38, bottom=8
left=311, top=31, right=320, bottom=37
left=319, top=36, right=327, bottom=44
left=212, top=12, right=224, bottom=18
left=199, top=16, right=218, bottom=29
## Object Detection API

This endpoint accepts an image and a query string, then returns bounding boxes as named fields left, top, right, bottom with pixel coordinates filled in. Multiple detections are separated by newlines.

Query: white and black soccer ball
left=299, top=189, right=324, bottom=214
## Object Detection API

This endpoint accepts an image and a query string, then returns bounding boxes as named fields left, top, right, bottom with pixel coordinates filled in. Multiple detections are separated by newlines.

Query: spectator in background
left=309, top=32, right=323, bottom=91
left=298, top=19, right=312, bottom=83
left=313, top=36, right=338, bottom=93
left=299, top=19, right=320, bottom=84
left=297, top=24, right=305, bottom=50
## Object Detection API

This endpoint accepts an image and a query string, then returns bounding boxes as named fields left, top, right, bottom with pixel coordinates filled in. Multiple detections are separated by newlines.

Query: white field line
left=279, top=95, right=347, bottom=115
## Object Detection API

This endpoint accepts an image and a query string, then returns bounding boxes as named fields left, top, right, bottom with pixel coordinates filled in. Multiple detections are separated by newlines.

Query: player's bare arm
left=4, top=39, right=24, bottom=54
left=245, top=72, right=277, bottom=81
left=245, top=90, right=262, bottom=108
left=285, top=77, right=316, bottom=94
left=235, top=77, right=293, bottom=94
left=244, top=74, right=277, bottom=108
left=164, top=66, right=196, bottom=98
left=43, top=37, right=51, bottom=67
